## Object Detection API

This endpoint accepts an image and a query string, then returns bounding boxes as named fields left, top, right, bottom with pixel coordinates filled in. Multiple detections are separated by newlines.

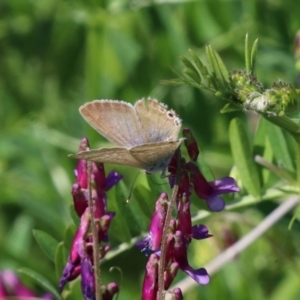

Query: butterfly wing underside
left=129, top=139, right=184, bottom=172
left=134, top=99, right=181, bottom=143
left=69, top=147, right=143, bottom=168
left=79, top=100, right=147, bottom=147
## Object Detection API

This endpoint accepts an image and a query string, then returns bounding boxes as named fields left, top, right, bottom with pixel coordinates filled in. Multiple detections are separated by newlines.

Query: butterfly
left=69, top=98, right=183, bottom=175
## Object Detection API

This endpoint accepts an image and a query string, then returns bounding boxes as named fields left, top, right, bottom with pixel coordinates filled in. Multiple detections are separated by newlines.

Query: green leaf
left=254, top=118, right=274, bottom=185
left=180, top=56, right=201, bottom=83
left=55, top=241, right=68, bottom=282
left=64, top=223, right=77, bottom=251
left=220, top=103, right=241, bottom=113
left=266, top=122, right=294, bottom=172
left=209, top=46, right=229, bottom=83
left=250, top=38, right=259, bottom=74
left=160, top=78, right=184, bottom=86
left=69, top=204, right=80, bottom=227
left=18, top=267, right=62, bottom=300
left=229, top=118, right=261, bottom=196
left=6, top=215, right=33, bottom=257
left=205, top=45, right=219, bottom=90
left=107, top=181, right=135, bottom=243
left=133, top=185, right=153, bottom=220
left=245, top=33, right=250, bottom=73
left=188, top=49, right=209, bottom=78
left=184, top=68, right=201, bottom=83
left=205, top=45, right=228, bottom=89
left=33, top=229, right=59, bottom=262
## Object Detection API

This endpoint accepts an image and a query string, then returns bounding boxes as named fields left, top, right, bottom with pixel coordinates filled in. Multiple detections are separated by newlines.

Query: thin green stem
left=294, top=140, right=300, bottom=193
left=158, top=151, right=181, bottom=300
left=88, top=161, right=102, bottom=300
left=254, top=155, right=298, bottom=186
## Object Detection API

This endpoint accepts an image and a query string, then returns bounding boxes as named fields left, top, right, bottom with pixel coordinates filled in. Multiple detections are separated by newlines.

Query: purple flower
left=182, top=128, right=200, bottom=161
left=60, top=138, right=121, bottom=296
left=72, top=138, right=122, bottom=217
left=176, top=193, right=192, bottom=238
left=102, top=282, right=119, bottom=300
left=187, top=162, right=239, bottom=212
left=164, top=262, right=179, bottom=289
left=173, top=231, right=210, bottom=285
left=136, top=193, right=169, bottom=254
left=0, top=270, right=54, bottom=299
left=170, top=287, right=183, bottom=300
left=141, top=254, right=159, bottom=300
left=192, top=224, right=213, bottom=240
left=59, top=208, right=90, bottom=291
left=81, top=257, right=96, bottom=300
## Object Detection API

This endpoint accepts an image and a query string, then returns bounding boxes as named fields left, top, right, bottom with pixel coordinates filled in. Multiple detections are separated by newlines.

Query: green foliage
left=33, top=229, right=59, bottom=261
left=229, top=118, right=261, bottom=197
left=18, top=268, right=63, bottom=300
left=1, top=0, right=300, bottom=299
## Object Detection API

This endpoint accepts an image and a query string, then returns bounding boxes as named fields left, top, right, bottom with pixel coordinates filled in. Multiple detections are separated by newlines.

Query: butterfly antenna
left=126, top=171, right=143, bottom=203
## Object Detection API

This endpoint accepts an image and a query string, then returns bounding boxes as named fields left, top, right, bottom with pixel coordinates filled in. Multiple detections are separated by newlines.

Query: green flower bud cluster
left=229, top=71, right=298, bottom=116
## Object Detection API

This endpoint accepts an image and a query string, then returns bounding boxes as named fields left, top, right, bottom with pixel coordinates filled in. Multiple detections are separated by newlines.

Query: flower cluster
left=59, top=138, right=122, bottom=300
left=137, top=128, right=239, bottom=299
left=0, top=270, right=53, bottom=299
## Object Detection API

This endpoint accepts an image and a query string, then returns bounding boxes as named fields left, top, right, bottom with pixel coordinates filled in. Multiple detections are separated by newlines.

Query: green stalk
left=294, top=139, right=300, bottom=194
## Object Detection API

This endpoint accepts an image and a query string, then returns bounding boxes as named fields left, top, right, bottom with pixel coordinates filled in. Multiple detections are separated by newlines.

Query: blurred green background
left=1, top=0, right=300, bottom=299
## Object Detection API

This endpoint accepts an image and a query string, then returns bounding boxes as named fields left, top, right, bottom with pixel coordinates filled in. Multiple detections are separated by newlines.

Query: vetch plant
left=64, top=126, right=238, bottom=300
left=28, top=34, right=300, bottom=300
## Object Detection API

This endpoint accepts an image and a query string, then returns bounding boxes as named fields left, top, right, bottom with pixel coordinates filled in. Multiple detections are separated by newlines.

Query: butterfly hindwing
left=69, top=147, right=143, bottom=168
left=129, top=139, right=184, bottom=172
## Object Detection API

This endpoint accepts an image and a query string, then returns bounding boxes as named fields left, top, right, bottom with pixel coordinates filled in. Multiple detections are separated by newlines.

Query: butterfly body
left=69, top=98, right=183, bottom=174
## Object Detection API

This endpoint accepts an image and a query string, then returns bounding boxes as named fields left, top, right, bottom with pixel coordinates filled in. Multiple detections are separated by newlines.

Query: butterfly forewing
left=80, top=100, right=147, bottom=147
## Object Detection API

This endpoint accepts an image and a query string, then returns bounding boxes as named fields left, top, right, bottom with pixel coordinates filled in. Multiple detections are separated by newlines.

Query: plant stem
left=88, top=161, right=102, bottom=300
left=158, top=151, right=181, bottom=300
left=294, top=139, right=300, bottom=191
left=254, top=155, right=298, bottom=186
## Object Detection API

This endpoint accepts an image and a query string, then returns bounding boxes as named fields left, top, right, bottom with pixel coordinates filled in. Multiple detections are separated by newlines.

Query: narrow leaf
left=204, top=46, right=219, bottom=90
left=266, top=122, right=294, bottom=172
left=107, top=181, right=135, bottom=243
left=160, top=78, right=184, bottom=86
left=33, top=229, right=59, bottom=262
left=180, top=56, right=201, bottom=83
left=245, top=33, right=250, bottom=73
left=18, top=268, right=62, bottom=300
left=229, top=118, right=261, bottom=196
left=253, top=118, right=274, bottom=185
left=205, top=45, right=228, bottom=88
left=220, top=103, right=241, bottom=113
left=133, top=185, right=153, bottom=220
left=210, top=48, right=229, bottom=83
left=63, top=223, right=77, bottom=251
left=55, top=242, right=68, bottom=282
left=205, top=45, right=215, bottom=73
left=188, top=49, right=209, bottom=78
left=183, top=68, right=201, bottom=83
left=250, top=38, right=259, bottom=74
